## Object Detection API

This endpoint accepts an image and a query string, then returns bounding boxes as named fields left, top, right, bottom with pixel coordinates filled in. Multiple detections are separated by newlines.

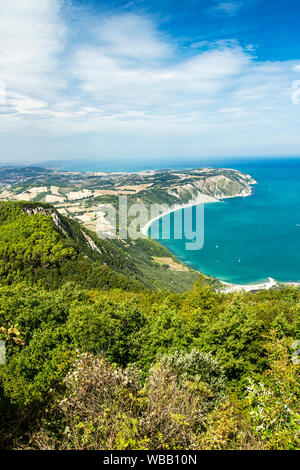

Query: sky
left=1, top=0, right=300, bottom=165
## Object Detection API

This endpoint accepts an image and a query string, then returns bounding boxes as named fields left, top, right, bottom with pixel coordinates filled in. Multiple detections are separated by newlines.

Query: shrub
left=32, top=350, right=227, bottom=450
left=154, top=348, right=226, bottom=409
left=246, top=336, right=300, bottom=450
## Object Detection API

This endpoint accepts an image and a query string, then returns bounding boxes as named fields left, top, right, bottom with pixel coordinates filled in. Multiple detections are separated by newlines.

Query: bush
left=32, top=350, right=227, bottom=450
left=154, top=348, right=226, bottom=409
left=33, top=354, right=143, bottom=450
left=246, top=336, right=300, bottom=450
left=66, top=299, right=145, bottom=366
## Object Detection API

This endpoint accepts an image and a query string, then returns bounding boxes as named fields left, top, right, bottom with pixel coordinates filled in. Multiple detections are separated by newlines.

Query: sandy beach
left=140, top=193, right=218, bottom=236
left=221, top=277, right=277, bottom=293
left=221, top=277, right=300, bottom=293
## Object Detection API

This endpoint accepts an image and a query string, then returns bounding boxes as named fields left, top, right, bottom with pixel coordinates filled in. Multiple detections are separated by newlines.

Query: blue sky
left=1, top=0, right=300, bottom=164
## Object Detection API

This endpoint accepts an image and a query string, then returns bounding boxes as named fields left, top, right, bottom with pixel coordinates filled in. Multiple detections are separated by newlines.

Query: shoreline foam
left=220, top=277, right=277, bottom=293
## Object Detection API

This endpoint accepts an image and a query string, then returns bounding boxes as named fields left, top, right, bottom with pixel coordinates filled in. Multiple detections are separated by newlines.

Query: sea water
left=153, top=159, right=300, bottom=284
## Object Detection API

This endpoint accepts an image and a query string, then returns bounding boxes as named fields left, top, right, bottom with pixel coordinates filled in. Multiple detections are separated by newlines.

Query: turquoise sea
left=55, top=158, right=300, bottom=284
left=151, top=159, right=300, bottom=284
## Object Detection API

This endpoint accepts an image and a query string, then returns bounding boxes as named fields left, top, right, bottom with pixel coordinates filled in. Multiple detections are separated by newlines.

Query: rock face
left=167, top=175, right=253, bottom=201
left=82, top=230, right=102, bottom=254
left=151, top=168, right=256, bottom=206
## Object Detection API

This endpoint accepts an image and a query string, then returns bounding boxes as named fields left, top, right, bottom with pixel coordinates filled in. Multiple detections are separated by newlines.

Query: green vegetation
left=0, top=201, right=299, bottom=450
left=0, top=201, right=198, bottom=292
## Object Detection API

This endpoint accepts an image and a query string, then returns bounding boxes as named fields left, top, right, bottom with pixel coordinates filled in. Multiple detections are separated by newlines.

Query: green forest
left=0, top=202, right=299, bottom=450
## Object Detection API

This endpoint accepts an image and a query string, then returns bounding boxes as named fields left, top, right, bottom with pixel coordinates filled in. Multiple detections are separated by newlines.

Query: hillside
left=0, top=200, right=299, bottom=451
left=0, top=201, right=199, bottom=292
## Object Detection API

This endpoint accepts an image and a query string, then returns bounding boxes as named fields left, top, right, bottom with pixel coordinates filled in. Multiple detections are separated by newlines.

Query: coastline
left=141, top=189, right=300, bottom=293
left=140, top=193, right=219, bottom=236
left=140, top=188, right=254, bottom=236
left=220, top=277, right=277, bottom=293
left=220, top=277, right=300, bottom=293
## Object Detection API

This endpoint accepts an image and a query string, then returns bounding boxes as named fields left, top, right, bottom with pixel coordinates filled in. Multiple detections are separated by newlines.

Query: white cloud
left=219, top=107, right=245, bottom=113
left=8, top=93, right=48, bottom=114
left=71, top=34, right=251, bottom=117
left=0, top=4, right=300, bottom=160
left=0, top=0, right=65, bottom=98
left=94, top=13, right=171, bottom=61
left=213, top=2, right=245, bottom=16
